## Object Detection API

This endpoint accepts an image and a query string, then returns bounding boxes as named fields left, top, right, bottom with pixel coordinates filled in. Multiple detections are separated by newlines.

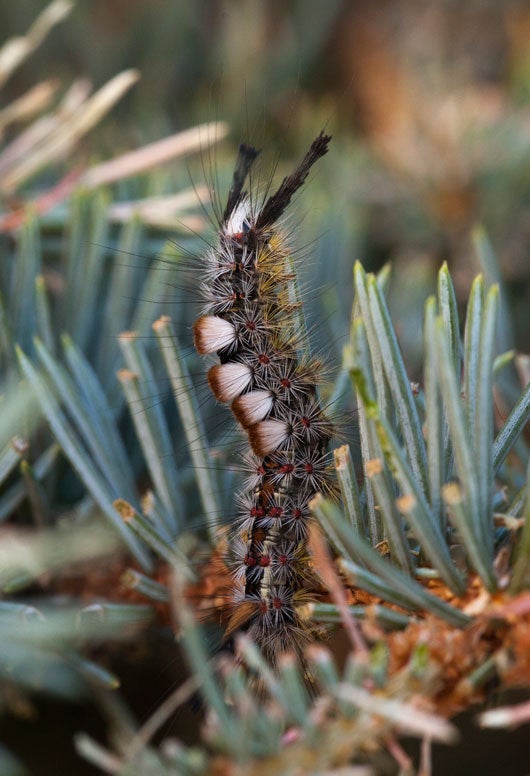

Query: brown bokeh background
left=2, top=3, right=530, bottom=774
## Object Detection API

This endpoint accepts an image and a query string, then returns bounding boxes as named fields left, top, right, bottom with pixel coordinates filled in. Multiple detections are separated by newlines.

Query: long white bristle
left=193, top=315, right=236, bottom=354
left=208, top=363, right=253, bottom=403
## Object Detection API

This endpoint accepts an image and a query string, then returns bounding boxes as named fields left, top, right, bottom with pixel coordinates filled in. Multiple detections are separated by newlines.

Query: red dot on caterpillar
left=268, top=505, right=283, bottom=518
left=250, top=505, right=266, bottom=519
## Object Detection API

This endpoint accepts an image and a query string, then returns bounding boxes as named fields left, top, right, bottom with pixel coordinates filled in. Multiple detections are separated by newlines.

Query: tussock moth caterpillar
left=193, top=133, right=336, bottom=662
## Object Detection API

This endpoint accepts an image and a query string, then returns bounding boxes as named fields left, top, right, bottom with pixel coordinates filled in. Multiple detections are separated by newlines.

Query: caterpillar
left=193, top=132, right=335, bottom=663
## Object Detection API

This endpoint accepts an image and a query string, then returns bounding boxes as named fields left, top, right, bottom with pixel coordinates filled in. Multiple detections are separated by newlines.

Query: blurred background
left=0, top=0, right=530, bottom=358
left=3, top=0, right=530, bottom=369
left=1, top=2, right=530, bottom=774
